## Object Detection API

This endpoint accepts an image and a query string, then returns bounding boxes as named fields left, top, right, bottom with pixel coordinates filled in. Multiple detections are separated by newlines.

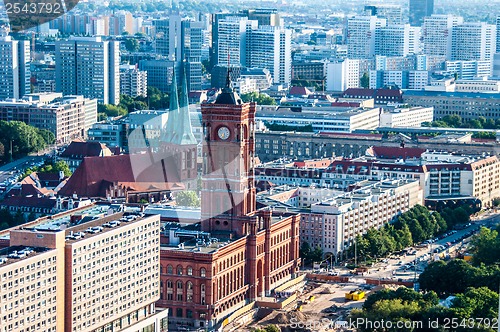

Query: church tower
left=200, top=80, right=257, bottom=237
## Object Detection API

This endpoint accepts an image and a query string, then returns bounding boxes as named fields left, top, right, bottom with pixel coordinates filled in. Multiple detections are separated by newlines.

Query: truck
left=345, top=290, right=365, bottom=301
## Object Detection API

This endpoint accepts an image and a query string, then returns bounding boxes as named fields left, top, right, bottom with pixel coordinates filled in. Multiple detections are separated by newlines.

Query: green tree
left=360, top=72, right=370, bottom=88
left=452, top=287, right=499, bottom=320
left=124, top=38, right=140, bottom=52
left=240, top=92, right=276, bottom=105
left=0, top=121, right=50, bottom=159
left=470, top=227, right=500, bottom=266
left=98, top=104, right=127, bottom=117
left=175, top=191, right=200, bottom=207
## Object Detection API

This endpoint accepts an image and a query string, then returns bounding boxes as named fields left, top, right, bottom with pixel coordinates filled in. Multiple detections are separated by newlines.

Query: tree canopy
left=0, top=121, right=55, bottom=160
left=175, top=191, right=200, bottom=207
left=240, top=92, right=277, bottom=105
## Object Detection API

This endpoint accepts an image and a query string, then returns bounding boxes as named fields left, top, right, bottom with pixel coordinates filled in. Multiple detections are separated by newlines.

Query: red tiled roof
left=0, top=196, right=56, bottom=209
left=342, top=88, right=375, bottom=97
left=289, top=86, right=312, bottom=96
left=60, top=140, right=111, bottom=158
left=375, top=89, right=403, bottom=97
left=59, top=154, right=183, bottom=197
left=330, top=102, right=361, bottom=107
left=369, top=146, right=426, bottom=159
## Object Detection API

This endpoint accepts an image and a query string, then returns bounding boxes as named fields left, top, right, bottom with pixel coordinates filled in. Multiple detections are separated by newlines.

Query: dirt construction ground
left=244, top=281, right=369, bottom=332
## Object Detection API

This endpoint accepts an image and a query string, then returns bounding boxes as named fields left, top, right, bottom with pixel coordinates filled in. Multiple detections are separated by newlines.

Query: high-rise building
left=0, top=32, right=30, bottom=100
left=326, top=59, right=360, bottom=91
left=242, top=8, right=283, bottom=26
left=445, top=60, right=492, bottom=79
left=496, top=16, right=500, bottom=53
left=422, top=15, right=463, bottom=59
left=153, top=16, right=204, bottom=90
left=346, top=16, right=386, bottom=59
left=210, top=12, right=247, bottom=67
left=55, top=36, right=120, bottom=105
left=138, top=59, right=179, bottom=93
left=375, top=24, right=421, bottom=57
left=120, top=64, right=148, bottom=98
left=215, top=16, right=257, bottom=67
left=246, top=26, right=292, bottom=84
left=364, top=4, right=403, bottom=25
left=451, top=22, right=497, bottom=62
left=409, top=0, right=434, bottom=26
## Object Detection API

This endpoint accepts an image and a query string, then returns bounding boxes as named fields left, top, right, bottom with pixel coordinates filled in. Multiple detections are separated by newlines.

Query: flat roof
left=0, top=246, right=53, bottom=269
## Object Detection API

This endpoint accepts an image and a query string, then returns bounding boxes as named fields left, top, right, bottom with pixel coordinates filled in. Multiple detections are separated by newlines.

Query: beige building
left=304, top=179, right=423, bottom=255
left=0, top=211, right=168, bottom=332
left=0, top=93, right=97, bottom=144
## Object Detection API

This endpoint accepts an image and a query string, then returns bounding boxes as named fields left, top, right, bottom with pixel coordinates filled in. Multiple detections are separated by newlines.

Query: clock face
left=218, top=126, right=230, bottom=140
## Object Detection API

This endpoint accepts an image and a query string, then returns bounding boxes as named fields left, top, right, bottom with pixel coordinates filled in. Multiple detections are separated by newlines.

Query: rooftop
left=0, top=246, right=53, bottom=269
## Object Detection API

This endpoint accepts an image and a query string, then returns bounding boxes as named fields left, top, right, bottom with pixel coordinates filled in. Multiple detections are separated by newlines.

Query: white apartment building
left=374, top=24, right=421, bottom=57
left=451, top=22, right=497, bottom=62
left=369, top=70, right=428, bottom=90
left=422, top=15, right=463, bottom=58
left=326, top=59, right=360, bottom=91
left=257, top=107, right=381, bottom=133
left=55, top=36, right=120, bottom=105
left=0, top=32, right=30, bottom=100
left=454, top=79, right=500, bottom=93
left=216, top=17, right=257, bottom=66
left=380, top=106, right=434, bottom=128
left=120, top=65, right=148, bottom=98
left=246, top=26, right=292, bottom=85
left=305, top=179, right=423, bottom=255
left=445, top=60, right=492, bottom=79
left=347, top=16, right=386, bottom=59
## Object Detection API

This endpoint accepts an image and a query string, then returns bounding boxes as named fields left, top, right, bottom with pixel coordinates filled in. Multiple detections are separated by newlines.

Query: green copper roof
left=162, top=63, right=197, bottom=146
left=162, top=66, right=179, bottom=143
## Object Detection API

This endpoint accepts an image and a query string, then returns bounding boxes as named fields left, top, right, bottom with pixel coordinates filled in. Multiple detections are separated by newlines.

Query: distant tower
left=409, top=0, right=434, bottom=26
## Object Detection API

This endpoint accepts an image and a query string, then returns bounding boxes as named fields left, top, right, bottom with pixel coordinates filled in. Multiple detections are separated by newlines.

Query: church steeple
left=171, top=63, right=197, bottom=146
left=162, top=65, right=180, bottom=143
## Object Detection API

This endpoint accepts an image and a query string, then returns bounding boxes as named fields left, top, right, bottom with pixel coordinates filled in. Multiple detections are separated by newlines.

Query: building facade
left=120, top=65, right=148, bottom=98
left=0, top=93, right=97, bottom=144
left=158, top=85, right=301, bottom=330
left=0, top=210, right=169, bottom=332
left=55, top=37, right=120, bottom=105
left=409, top=0, right=434, bottom=26
left=0, top=33, right=30, bottom=100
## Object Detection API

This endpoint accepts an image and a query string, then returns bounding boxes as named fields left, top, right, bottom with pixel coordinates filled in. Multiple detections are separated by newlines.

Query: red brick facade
left=157, top=90, right=301, bottom=330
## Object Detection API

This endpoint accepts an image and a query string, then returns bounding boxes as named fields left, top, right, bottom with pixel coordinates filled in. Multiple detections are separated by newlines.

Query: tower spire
left=171, top=61, right=197, bottom=145
left=162, top=64, right=180, bottom=143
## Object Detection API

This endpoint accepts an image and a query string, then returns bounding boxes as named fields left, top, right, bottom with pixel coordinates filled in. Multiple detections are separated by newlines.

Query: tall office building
left=242, top=8, right=283, bottom=26
left=154, top=15, right=182, bottom=61
left=55, top=36, right=120, bottom=105
left=423, top=15, right=463, bottom=59
left=375, top=24, right=421, bottom=57
left=215, top=16, right=257, bottom=67
left=497, top=16, right=500, bottom=53
left=246, top=26, right=292, bottom=85
left=451, top=22, right=497, bottom=62
left=326, top=59, right=360, bottom=91
left=0, top=32, right=30, bottom=100
left=364, top=4, right=403, bottom=25
left=153, top=16, right=204, bottom=90
left=346, top=16, right=386, bottom=59
left=210, top=12, right=247, bottom=67
left=409, top=0, right=434, bottom=26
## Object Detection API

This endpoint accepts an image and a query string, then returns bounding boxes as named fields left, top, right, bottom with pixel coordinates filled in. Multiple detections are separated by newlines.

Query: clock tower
left=200, top=84, right=257, bottom=236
